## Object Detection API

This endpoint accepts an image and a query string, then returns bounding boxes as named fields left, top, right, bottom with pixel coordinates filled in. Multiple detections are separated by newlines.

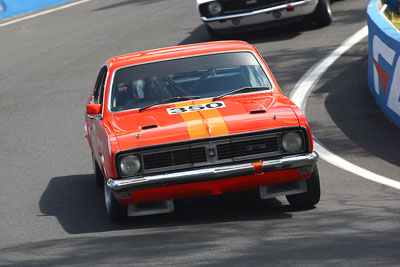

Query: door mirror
left=86, top=104, right=102, bottom=115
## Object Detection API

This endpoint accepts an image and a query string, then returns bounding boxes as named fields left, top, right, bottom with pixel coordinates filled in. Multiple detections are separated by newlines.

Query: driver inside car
left=129, top=78, right=161, bottom=104
left=116, top=77, right=173, bottom=108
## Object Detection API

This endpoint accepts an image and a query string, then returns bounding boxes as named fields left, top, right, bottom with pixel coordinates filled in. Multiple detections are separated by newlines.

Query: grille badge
left=209, top=148, right=216, bottom=158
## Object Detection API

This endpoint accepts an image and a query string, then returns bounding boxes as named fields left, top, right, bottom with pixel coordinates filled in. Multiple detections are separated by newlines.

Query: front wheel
left=286, top=164, right=321, bottom=209
left=104, top=178, right=127, bottom=221
left=313, top=0, right=332, bottom=27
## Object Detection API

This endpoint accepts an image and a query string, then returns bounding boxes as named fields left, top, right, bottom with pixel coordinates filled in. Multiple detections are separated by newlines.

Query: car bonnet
left=107, top=94, right=300, bottom=150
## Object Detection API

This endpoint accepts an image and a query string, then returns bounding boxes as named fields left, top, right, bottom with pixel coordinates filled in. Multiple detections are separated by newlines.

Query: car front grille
left=222, top=0, right=290, bottom=14
left=216, top=136, right=279, bottom=159
left=143, top=147, right=207, bottom=169
left=137, top=133, right=283, bottom=175
left=116, top=129, right=308, bottom=177
left=200, top=0, right=298, bottom=17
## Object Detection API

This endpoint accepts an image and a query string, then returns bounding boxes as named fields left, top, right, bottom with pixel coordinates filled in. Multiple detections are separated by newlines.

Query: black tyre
left=313, top=0, right=332, bottom=27
left=92, top=155, right=104, bottom=188
left=286, top=164, right=321, bottom=209
left=104, top=177, right=128, bottom=221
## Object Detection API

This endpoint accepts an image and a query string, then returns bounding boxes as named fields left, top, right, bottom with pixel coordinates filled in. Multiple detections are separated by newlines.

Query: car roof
left=105, top=41, right=258, bottom=71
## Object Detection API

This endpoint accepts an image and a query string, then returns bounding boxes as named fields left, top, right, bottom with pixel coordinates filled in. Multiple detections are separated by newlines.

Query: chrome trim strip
left=107, top=152, right=318, bottom=191
left=201, top=0, right=309, bottom=22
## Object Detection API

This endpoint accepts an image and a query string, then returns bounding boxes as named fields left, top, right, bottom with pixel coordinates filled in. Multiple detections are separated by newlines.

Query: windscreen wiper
left=213, top=86, right=270, bottom=101
left=139, top=96, right=200, bottom=112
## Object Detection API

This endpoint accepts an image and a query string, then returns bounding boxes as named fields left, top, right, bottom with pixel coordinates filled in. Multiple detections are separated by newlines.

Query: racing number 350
left=167, top=102, right=226, bottom=114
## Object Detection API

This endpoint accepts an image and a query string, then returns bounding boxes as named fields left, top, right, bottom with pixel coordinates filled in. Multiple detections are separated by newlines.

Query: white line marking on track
left=315, top=142, right=400, bottom=190
left=291, top=26, right=369, bottom=111
left=0, top=0, right=93, bottom=28
left=290, top=25, right=400, bottom=190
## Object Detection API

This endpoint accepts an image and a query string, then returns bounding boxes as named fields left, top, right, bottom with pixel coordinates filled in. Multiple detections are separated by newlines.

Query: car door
left=85, top=66, right=108, bottom=166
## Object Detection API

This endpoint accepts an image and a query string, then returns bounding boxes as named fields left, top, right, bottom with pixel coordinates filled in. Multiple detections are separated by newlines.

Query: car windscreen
left=109, top=52, right=272, bottom=112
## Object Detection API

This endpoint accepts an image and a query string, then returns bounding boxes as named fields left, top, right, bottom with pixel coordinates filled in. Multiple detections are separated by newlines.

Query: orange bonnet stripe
left=194, top=99, right=229, bottom=136
left=175, top=101, right=209, bottom=139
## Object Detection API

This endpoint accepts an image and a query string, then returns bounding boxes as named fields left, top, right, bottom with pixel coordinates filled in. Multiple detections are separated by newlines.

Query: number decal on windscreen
left=167, top=102, right=226, bottom=114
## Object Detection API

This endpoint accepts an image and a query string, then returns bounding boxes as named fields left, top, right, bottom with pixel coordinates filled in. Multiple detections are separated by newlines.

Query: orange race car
left=85, top=41, right=319, bottom=221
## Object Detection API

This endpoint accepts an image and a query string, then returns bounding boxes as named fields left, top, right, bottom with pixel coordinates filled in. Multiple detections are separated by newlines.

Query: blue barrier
left=367, top=0, right=400, bottom=128
left=0, top=0, right=71, bottom=20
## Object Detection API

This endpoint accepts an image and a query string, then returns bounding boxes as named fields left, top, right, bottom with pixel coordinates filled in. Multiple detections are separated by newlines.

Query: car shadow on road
left=16, top=184, right=400, bottom=265
left=178, top=21, right=326, bottom=46
left=39, top=174, right=294, bottom=234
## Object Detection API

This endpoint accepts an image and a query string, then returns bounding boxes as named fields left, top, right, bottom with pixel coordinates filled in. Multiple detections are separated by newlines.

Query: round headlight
left=208, top=2, right=222, bottom=16
left=282, top=132, right=303, bottom=153
left=120, top=155, right=141, bottom=176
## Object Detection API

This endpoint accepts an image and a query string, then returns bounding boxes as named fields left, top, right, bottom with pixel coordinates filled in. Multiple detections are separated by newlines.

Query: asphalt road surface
left=0, top=0, right=399, bottom=265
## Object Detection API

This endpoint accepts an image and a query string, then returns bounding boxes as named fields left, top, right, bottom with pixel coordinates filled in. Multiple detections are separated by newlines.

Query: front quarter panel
left=91, top=118, right=119, bottom=179
left=288, top=101, right=314, bottom=152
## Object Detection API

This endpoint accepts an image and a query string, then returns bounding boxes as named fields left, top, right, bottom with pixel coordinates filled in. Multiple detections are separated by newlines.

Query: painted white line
left=290, top=25, right=400, bottom=190
left=0, top=0, right=93, bottom=28
left=291, top=26, right=369, bottom=111
left=315, top=142, right=400, bottom=190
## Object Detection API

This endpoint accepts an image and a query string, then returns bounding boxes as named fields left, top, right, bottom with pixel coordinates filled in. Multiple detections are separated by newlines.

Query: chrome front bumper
left=107, top=152, right=318, bottom=192
left=202, top=0, right=318, bottom=30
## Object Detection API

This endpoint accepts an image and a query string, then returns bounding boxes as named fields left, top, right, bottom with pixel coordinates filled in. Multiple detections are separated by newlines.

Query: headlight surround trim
left=208, top=1, right=222, bottom=16
left=281, top=131, right=304, bottom=153
left=119, top=154, right=141, bottom=177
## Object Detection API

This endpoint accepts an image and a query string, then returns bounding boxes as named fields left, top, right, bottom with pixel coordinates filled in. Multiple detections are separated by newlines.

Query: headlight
left=119, top=155, right=141, bottom=176
left=282, top=132, right=303, bottom=153
left=208, top=2, right=222, bottom=16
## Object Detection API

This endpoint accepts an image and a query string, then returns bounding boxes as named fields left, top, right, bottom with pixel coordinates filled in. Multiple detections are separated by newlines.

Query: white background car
left=197, top=0, right=332, bottom=36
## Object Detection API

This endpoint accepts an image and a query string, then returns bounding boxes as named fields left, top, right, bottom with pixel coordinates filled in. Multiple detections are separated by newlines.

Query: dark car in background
left=197, top=0, right=332, bottom=36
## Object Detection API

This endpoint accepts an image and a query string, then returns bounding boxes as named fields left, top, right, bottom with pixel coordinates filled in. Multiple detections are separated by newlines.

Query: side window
left=93, top=66, right=108, bottom=104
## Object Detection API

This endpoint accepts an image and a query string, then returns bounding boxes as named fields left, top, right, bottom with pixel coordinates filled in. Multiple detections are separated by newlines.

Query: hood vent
left=250, top=110, right=266, bottom=114
left=142, top=125, right=158, bottom=130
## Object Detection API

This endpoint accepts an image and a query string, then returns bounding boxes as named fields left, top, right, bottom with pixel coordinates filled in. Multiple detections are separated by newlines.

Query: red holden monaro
left=85, top=41, right=319, bottom=221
